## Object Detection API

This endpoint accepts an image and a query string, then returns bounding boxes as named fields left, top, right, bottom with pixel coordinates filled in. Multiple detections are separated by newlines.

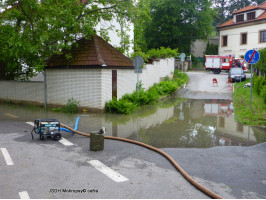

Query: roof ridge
left=258, top=1, right=266, bottom=8
left=232, top=1, right=266, bottom=14
left=93, top=35, right=106, bottom=66
left=46, top=35, right=133, bottom=68
left=232, top=5, right=256, bottom=14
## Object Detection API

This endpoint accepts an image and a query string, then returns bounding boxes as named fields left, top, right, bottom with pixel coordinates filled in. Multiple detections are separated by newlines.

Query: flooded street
left=1, top=94, right=265, bottom=148
left=1, top=71, right=265, bottom=148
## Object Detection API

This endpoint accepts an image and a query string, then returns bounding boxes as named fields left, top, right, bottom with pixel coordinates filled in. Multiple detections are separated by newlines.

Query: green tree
left=142, top=0, right=216, bottom=54
left=132, top=0, right=151, bottom=53
left=204, top=42, right=218, bottom=55
left=254, top=48, right=266, bottom=73
left=212, top=0, right=230, bottom=27
left=0, top=0, right=141, bottom=80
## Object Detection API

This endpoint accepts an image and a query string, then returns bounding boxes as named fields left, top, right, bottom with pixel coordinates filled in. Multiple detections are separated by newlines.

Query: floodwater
left=0, top=95, right=265, bottom=148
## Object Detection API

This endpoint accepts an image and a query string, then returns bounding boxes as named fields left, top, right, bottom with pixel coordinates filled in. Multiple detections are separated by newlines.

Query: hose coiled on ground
left=61, top=123, right=223, bottom=199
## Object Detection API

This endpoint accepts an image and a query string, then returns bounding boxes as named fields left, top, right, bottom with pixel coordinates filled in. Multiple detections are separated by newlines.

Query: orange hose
left=61, top=123, right=223, bottom=199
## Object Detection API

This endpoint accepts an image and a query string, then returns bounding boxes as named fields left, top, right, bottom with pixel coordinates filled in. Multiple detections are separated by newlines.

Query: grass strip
left=233, top=79, right=266, bottom=126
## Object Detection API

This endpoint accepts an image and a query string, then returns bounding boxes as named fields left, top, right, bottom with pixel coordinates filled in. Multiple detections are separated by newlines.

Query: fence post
left=42, top=71, right=47, bottom=111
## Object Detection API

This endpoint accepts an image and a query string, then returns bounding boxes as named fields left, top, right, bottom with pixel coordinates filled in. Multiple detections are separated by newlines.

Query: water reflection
left=0, top=97, right=265, bottom=148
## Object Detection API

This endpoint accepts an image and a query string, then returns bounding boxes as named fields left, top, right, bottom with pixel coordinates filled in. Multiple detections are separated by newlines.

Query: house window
left=236, top=14, right=244, bottom=22
left=222, top=35, right=228, bottom=47
left=247, top=11, right=256, bottom=20
left=241, top=33, right=247, bottom=45
left=260, top=30, right=266, bottom=43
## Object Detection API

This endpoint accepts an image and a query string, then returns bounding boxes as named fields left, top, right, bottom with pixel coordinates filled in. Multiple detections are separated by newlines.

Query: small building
left=0, top=35, right=175, bottom=111
left=45, top=35, right=135, bottom=111
left=216, top=1, right=266, bottom=58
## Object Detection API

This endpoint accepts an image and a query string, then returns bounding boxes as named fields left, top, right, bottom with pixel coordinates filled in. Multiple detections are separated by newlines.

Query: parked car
left=228, top=68, right=246, bottom=82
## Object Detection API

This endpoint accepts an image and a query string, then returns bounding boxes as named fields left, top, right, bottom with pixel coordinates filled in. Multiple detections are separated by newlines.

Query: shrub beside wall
left=105, top=70, right=188, bottom=114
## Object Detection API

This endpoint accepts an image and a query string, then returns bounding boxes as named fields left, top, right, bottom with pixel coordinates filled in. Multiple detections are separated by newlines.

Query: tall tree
left=212, top=0, right=230, bottom=26
left=132, top=0, right=151, bottom=53
left=143, top=0, right=216, bottom=54
left=0, top=0, right=141, bottom=80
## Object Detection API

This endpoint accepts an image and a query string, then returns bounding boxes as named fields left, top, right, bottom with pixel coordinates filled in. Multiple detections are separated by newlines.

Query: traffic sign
left=133, top=56, right=144, bottom=73
left=179, top=53, right=186, bottom=62
left=244, top=50, right=260, bottom=64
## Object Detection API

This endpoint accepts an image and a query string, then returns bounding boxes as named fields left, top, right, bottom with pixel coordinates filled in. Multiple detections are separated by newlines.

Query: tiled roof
left=232, top=1, right=266, bottom=14
left=258, top=1, right=266, bottom=9
left=232, top=5, right=257, bottom=14
left=46, top=35, right=134, bottom=68
left=217, top=1, right=266, bottom=29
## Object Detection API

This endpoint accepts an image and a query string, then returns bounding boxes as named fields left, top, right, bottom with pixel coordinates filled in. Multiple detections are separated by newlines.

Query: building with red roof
left=42, top=35, right=175, bottom=111
left=216, top=1, right=266, bottom=58
left=44, top=35, right=134, bottom=111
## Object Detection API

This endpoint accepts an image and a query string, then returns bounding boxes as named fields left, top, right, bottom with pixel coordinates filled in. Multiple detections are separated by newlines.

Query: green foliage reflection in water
left=105, top=70, right=188, bottom=114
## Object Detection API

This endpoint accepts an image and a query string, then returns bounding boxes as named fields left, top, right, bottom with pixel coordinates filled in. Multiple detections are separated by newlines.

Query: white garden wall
left=116, top=58, right=175, bottom=99
left=0, top=58, right=175, bottom=110
left=46, top=69, right=103, bottom=109
left=0, top=81, right=43, bottom=104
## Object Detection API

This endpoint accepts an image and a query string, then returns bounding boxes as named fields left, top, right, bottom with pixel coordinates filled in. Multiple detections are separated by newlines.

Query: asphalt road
left=178, top=71, right=251, bottom=100
left=1, top=119, right=266, bottom=199
left=0, top=120, right=209, bottom=199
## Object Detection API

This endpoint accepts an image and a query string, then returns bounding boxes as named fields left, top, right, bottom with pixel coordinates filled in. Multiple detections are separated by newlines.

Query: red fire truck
left=205, top=55, right=246, bottom=74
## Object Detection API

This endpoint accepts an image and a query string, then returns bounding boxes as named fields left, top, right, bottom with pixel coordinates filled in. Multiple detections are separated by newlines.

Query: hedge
left=254, top=48, right=266, bottom=72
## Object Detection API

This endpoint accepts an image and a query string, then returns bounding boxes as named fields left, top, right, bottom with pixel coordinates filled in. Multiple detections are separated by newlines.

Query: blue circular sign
left=244, top=50, right=260, bottom=64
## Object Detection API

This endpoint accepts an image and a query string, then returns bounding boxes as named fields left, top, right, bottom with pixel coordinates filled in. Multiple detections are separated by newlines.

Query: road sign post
left=179, top=53, right=186, bottom=71
left=133, top=56, right=144, bottom=99
left=244, top=50, right=260, bottom=110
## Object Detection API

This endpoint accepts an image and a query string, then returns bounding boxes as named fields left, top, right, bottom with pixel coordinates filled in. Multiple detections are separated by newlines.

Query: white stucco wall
left=219, top=23, right=266, bottom=57
left=117, top=69, right=136, bottom=99
left=0, top=58, right=176, bottom=110
left=0, top=81, right=44, bottom=103
left=191, top=38, right=219, bottom=58
left=101, top=69, right=112, bottom=108
left=46, top=69, right=103, bottom=109
left=103, top=58, right=175, bottom=102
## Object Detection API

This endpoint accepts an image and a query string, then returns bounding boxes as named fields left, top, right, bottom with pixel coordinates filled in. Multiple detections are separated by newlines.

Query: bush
left=233, top=79, right=266, bottom=126
left=105, top=98, right=137, bottom=114
left=252, top=73, right=257, bottom=85
left=130, top=47, right=179, bottom=61
left=174, top=69, right=189, bottom=85
left=63, top=97, right=80, bottom=114
left=147, top=47, right=179, bottom=59
left=261, top=85, right=266, bottom=104
left=254, top=76, right=266, bottom=96
left=130, top=49, right=150, bottom=62
left=254, top=48, right=266, bottom=72
left=204, top=42, right=218, bottom=55
left=105, top=70, right=188, bottom=114
left=154, top=81, right=178, bottom=95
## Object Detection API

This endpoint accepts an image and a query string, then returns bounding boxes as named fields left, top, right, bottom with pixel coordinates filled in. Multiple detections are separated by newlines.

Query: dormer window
left=247, top=11, right=256, bottom=20
left=236, top=14, right=244, bottom=23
